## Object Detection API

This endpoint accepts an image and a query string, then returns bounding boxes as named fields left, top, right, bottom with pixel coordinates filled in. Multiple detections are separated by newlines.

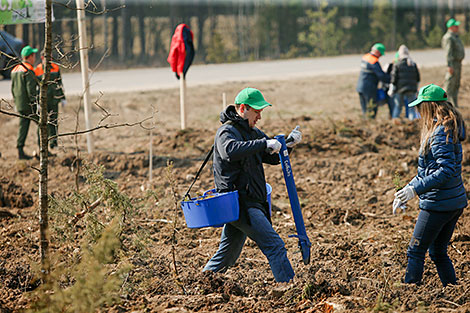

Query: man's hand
left=286, top=126, right=302, bottom=148
left=392, top=198, right=407, bottom=215
left=266, top=139, right=281, bottom=154
left=395, top=185, right=416, bottom=202
left=387, top=84, right=396, bottom=97
left=448, top=67, right=454, bottom=75
left=61, top=99, right=67, bottom=108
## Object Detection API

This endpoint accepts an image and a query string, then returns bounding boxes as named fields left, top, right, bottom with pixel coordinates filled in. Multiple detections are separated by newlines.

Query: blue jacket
left=213, top=105, right=280, bottom=213
left=408, top=124, right=467, bottom=212
left=356, top=53, right=390, bottom=99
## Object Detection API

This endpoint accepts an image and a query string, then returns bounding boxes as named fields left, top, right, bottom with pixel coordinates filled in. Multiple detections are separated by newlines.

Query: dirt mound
left=0, top=176, right=34, bottom=208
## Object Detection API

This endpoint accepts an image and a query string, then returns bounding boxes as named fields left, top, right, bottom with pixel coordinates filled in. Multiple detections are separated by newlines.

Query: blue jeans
left=405, top=208, right=463, bottom=286
left=392, top=92, right=418, bottom=120
left=203, top=207, right=295, bottom=282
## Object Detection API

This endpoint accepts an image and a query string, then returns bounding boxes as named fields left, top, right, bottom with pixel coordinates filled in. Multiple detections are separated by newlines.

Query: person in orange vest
left=356, top=43, right=391, bottom=119
left=35, top=51, right=66, bottom=149
left=11, top=45, right=39, bottom=160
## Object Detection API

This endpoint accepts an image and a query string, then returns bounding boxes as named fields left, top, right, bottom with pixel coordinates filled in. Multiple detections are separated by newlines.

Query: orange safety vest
left=34, top=62, right=60, bottom=76
left=12, top=62, right=34, bottom=73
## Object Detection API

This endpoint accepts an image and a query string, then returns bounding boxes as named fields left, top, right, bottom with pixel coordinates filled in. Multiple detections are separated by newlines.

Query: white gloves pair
left=266, top=126, right=302, bottom=155
left=392, top=185, right=416, bottom=214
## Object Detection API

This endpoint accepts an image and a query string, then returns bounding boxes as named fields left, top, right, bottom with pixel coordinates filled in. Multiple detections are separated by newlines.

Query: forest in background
left=1, top=0, right=470, bottom=71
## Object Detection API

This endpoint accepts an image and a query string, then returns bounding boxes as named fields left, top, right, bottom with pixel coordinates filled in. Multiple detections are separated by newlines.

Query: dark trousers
left=358, top=93, right=378, bottom=119
left=17, top=107, right=38, bottom=148
left=405, top=208, right=463, bottom=286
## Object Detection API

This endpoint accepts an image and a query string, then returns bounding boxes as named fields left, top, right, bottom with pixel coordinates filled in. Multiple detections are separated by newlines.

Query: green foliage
left=370, top=294, right=402, bottom=312
left=205, top=32, right=226, bottom=64
left=393, top=171, right=404, bottom=191
left=425, top=25, right=444, bottom=48
left=296, top=2, right=346, bottom=57
left=369, top=0, right=394, bottom=51
left=31, top=220, right=131, bottom=313
left=49, top=163, right=138, bottom=244
left=205, top=31, right=239, bottom=64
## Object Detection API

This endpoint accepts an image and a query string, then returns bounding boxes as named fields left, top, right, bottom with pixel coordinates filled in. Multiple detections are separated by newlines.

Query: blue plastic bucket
left=182, top=183, right=272, bottom=228
left=266, top=183, right=272, bottom=215
left=181, top=190, right=239, bottom=228
left=377, top=88, right=386, bottom=103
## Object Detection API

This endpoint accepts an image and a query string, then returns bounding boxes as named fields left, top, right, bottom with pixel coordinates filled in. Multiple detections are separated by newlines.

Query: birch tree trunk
left=39, top=0, right=53, bottom=283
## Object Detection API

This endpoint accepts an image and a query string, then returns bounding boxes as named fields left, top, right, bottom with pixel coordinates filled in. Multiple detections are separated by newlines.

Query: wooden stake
left=179, top=75, right=187, bottom=129
left=222, top=92, right=226, bottom=111
left=149, top=128, right=153, bottom=182
left=76, top=0, right=94, bottom=153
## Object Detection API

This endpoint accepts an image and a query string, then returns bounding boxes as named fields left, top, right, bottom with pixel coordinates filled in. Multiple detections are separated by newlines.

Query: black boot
left=18, top=147, right=32, bottom=160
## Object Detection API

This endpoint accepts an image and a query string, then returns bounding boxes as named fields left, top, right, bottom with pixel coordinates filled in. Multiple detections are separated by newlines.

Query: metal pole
left=149, top=128, right=153, bottom=182
left=76, top=0, right=94, bottom=154
left=222, top=92, right=226, bottom=111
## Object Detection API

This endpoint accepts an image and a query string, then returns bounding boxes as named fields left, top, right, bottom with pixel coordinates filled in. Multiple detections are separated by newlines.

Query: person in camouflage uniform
left=11, top=45, right=38, bottom=160
left=442, top=18, right=465, bottom=107
left=35, top=51, right=66, bottom=149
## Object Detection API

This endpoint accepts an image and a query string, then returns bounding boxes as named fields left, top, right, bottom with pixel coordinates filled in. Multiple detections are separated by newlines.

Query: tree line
left=2, top=0, right=469, bottom=70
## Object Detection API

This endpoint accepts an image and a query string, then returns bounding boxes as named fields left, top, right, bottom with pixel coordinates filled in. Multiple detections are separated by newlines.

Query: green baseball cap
left=234, top=87, right=272, bottom=110
left=372, top=43, right=385, bottom=56
left=446, top=18, right=460, bottom=28
left=408, top=84, right=448, bottom=107
left=21, top=45, right=38, bottom=57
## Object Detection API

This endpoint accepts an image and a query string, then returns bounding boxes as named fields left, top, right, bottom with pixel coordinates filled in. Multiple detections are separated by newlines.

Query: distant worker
left=442, top=18, right=465, bottom=107
left=11, top=45, right=39, bottom=160
left=35, top=51, right=66, bottom=150
left=393, top=84, right=467, bottom=287
left=203, top=87, right=302, bottom=282
left=388, top=45, right=420, bottom=120
left=356, top=43, right=391, bottom=119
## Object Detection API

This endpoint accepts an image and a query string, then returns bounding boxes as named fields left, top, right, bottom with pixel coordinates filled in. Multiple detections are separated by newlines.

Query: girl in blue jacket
left=393, top=84, right=467, bottom=286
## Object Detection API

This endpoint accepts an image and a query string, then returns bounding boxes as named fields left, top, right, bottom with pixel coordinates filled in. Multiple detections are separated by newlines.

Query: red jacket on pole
left=167, top=24, right=195, bottom=79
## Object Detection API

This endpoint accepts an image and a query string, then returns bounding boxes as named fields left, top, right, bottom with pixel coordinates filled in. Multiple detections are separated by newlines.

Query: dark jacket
left=391, top=58, right=420, bottom=94
left=356, top=53, right=390, bottom=99
left=35, top=62, right=66, bottom=107
left=213, top=105, right=280, bottom=214
left=409, top=124, right=467, bottom=212
left=11, top=62, right=38, bottom=112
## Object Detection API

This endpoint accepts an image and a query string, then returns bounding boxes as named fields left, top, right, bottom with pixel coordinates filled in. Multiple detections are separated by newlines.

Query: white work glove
left=266, top=139, right=281, bottom=155
left=286, top=125, right=302, bottom=148
left=392, top=197, right=407, bottom=215
left=395, top=185, right=416, bottom=202
left=387, top=84, right=396, bottom=97
left=60, top=99, right=67, bottom=107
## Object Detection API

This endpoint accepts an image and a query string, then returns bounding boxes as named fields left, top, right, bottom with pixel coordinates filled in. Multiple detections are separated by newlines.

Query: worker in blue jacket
left=203, top=87, right=302, bottom=282
left=356, top=43, right=391, bottom=119
left=393, top=84, right=467, bottom=286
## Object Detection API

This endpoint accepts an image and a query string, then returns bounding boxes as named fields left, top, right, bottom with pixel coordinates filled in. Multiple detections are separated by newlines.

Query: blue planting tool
left=275, top=134, right=311, bottom=265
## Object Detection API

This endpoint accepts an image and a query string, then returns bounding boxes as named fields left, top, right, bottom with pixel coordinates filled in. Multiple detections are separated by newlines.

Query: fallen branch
left=69, top=197, right=102, bottom=225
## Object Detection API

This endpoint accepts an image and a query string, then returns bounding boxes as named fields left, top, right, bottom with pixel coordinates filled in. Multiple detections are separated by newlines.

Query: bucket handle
left=182, top=145, right=214, bottom=201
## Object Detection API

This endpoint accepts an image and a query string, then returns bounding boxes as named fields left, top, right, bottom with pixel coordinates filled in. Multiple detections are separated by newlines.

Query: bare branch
left=52, top=0, right=125, bottom=15
left=69, top=197, right=103, bottom=226
left=51, top=114, right=156, bottom=140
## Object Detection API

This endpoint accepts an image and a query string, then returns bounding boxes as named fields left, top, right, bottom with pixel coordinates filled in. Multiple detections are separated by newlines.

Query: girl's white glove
left=392, top=198, right=407, bottom=215
left=395, top=185, right=416, bottom=202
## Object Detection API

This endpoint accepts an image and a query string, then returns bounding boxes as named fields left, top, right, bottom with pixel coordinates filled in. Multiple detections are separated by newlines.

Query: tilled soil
left=0, top=65, right=469, bottom=312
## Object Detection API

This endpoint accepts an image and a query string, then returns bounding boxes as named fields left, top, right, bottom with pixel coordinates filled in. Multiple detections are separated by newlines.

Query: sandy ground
left=0, top=65, right=469, bottom=312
